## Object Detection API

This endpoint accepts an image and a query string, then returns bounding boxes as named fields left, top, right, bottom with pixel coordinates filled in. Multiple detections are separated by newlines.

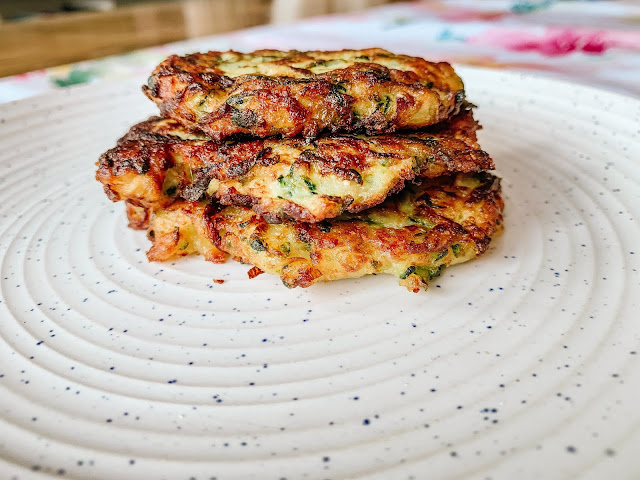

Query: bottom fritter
left=130, top=172, right=504, bottom=292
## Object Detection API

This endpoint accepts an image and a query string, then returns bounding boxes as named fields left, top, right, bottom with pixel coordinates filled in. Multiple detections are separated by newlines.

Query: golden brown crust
left=96, top=107, right=492, bottom=223
left=96, top=139, right=175, bottom=210
left=143, top=48, right=465, bottom=140
left=136, top=201, right=228, bottom=263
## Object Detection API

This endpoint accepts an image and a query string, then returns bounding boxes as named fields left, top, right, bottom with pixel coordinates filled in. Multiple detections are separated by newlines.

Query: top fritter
left=143, top=48, right=465, bottom=141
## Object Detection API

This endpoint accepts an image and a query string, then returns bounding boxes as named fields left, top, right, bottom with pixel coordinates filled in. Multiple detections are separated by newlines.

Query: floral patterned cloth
left=1, top=0, right=639, bottom=103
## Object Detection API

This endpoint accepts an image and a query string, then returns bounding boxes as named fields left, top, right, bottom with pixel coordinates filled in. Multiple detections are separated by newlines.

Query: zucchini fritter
left=97, top=107, right=493, bottom=223
left=139, top=172, right=503, bottom=292
left=143, top=48, right=465, bottom=140
left=206, top=172, right=503, bottom=291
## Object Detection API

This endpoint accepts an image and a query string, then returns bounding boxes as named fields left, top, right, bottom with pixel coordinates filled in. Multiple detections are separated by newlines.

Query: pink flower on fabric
left=510, top=30, right=605, bottom=55
left=469, top=28, right=640, bottom=56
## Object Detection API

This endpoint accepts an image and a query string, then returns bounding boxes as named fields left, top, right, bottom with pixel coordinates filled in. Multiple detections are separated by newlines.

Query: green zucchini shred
left=434, top=250, right=448, bottom=261
left=302, top=177, right=317, bottom=193
left=250, top=238, right=267, bottom=252
left=400, top=266, right=416, bottom=279
left=409, top=217, right=434, bottom=228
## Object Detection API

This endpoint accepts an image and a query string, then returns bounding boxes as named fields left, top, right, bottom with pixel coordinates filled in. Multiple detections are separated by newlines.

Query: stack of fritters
left=97, top=48, right=504, bottom=292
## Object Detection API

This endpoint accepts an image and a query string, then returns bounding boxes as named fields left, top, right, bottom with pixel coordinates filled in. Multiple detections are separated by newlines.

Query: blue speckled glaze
left=0, top=69, right=639, bottom=479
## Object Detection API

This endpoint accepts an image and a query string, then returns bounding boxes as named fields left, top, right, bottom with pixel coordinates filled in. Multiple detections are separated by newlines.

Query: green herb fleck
left=280, top=243, right=291, bottom=254
left=230, top=107, right=258, bottom=128
left=226, top=95, right=246, bottom=106
left=250, top=238, right=267, bottom=252
left=451, top=244, right=461, bottom=257
left=302, top=177, right=317, bottom=193
left=434, top=250, right=448, bottom=261
left=410, top=264, right=446, bottom=281
left=400, top=266, right=416, bottom=279
left=409, top=217, right=434, bottom=228
left=377, top=95, right=392, bottom=114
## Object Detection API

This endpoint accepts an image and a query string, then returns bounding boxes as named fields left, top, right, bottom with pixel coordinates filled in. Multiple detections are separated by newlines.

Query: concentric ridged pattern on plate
left=0, top=70, right=639, bottom=480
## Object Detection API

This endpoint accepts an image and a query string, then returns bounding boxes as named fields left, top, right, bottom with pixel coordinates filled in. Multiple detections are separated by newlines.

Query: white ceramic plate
left=1, top=68, right=639, bottom=480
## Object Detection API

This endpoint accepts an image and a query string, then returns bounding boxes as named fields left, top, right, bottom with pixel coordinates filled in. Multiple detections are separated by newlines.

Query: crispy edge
left=128, top=202, right=228, bottom=264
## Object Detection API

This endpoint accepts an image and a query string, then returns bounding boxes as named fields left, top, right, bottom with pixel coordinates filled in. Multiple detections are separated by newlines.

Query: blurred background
left=0, top=0, right=401, bottom=77
left=2, top=0, right=638, bottom=101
